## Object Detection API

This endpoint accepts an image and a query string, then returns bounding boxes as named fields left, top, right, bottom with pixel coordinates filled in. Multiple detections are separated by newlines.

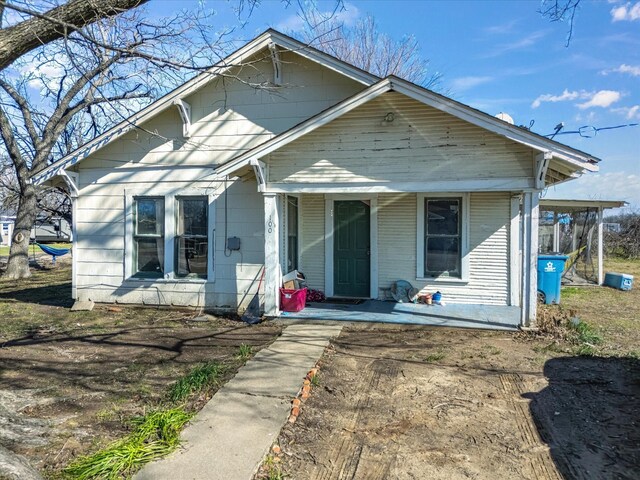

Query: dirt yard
left=0, top=261, right=281, bottom=478
left=270, top=259, right=640, bottom=480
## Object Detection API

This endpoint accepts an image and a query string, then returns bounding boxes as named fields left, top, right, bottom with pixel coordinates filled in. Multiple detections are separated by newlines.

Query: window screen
left=424, top=198, right=461, bottom=278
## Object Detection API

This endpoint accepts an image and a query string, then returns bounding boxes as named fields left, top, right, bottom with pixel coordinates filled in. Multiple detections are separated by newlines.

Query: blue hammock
left=35, top=243, right=70, bottom=265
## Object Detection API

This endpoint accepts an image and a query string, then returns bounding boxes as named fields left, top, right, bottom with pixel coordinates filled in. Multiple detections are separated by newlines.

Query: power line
left=545, top=122, right=639, bottom=139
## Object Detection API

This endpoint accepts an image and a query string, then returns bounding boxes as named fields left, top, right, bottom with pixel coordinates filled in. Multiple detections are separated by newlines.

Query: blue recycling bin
left=537, top=254, right=568, bottom=304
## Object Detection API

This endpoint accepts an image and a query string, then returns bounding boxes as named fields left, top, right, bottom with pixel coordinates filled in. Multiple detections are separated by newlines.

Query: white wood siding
left=375, top=192, right=510, bottom=305
left=299, top=194, right=325, bottom=291
left=73, top=51, right=363, bottom=308
left=76, top=51, right=363, bottom=172
left=267, top=92, right=536, bottom=184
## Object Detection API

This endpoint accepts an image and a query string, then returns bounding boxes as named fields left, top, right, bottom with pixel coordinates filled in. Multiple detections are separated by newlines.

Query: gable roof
left=215, top=75, right=600, bottom=180
left=31, top=29, right=379, bottom=185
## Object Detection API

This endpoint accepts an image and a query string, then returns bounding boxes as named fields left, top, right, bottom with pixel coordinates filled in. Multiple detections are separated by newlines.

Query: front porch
left=280, top=300, right=521, bottom=331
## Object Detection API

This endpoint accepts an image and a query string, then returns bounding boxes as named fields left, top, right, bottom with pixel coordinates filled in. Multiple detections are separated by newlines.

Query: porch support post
left=263, top=193, right=280, bottom=317
left=521, top=191, right=539, bottom=327
left=552, top=211, right=560, bottom=252
left=509, top=195, right=521, bottom=307
left=71, top=195, right=78, bottom=300
left=597, top=206, right=604, bottom=285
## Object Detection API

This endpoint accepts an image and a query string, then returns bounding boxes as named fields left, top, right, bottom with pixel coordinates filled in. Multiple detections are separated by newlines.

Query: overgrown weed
left=168, top=362, right=224, bottom=403
left=64, top=408, right=193, bottom=479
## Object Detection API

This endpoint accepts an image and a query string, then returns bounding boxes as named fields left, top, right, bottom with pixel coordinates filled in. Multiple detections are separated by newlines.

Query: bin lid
left=538, top=254, right=569, bottom=261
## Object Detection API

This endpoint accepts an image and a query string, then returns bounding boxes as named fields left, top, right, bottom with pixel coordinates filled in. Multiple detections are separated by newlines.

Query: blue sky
left=161, top=0, right=640, bottom=212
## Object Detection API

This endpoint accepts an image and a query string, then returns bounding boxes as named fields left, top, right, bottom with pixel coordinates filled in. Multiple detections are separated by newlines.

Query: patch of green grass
left=482, top=345, right=502, bottom=355
left=168, top=362, right=224, bottom=403
left=310, top=373, right=321, bottom=387
left=532, top=342, right=567, bottom=354
left=235, top=344, right=253, bottom=363
left=561, top=286, right=590, bottom=299
left=64, top=407, right=193, bottom=480
left=569, top=320, right=602, bottom=346
left=260, top=454, right=286, bottom=480
left=424, top=352, right=446, bottom=363
left=574, top=344, right=597, bottom=356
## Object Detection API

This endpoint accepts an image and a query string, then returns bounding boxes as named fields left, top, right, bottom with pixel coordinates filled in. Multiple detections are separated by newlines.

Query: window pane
left=287, top=196, right=298, bottom=271
left=426, top=237, right=460, bottom=275
left=427, top=199, right=459, bottom=235
left=176, top=197, right=208, bottom=278
left=176, top=236, right=208, bottom=276
left=178, top=198, right=208, bottom=236
left=136, top=198, right=163, bottom=235
left=136, top=238, right=164, bottom=276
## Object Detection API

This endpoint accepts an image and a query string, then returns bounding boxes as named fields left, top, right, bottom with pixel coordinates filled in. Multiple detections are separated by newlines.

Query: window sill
left=126, top=277, right=211, bottom=284
left=416, top=277, right=469, bottom=285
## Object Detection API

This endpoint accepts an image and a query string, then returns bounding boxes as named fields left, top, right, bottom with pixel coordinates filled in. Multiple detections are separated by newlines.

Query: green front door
left=334, top=200, right=370, bottom=297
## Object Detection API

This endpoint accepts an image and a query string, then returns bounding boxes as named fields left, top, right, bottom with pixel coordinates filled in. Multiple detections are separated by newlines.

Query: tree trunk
left=4, top=183, right=37, bottom=279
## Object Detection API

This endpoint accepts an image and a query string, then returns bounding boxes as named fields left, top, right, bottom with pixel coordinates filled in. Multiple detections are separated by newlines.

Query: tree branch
left=0, top=104, right=27, bottom=187
left=0, top=78, right=40, bottom=149
left=0, top=0, right=148, bottom=70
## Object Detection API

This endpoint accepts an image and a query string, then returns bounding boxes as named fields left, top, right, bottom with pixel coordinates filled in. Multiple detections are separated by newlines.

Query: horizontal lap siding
left=267, top=92, right=534, bottom=183
left=75, top=178, right=265, bottom=309
left=376, top=192, right=510, bottom=305
left=465, top=192, right=510, bottom=304
left=300, top=195, right=324, bottom=291
left=72, top=52, right=363, bottom=309
left=377, top=193, right=416, bottom=289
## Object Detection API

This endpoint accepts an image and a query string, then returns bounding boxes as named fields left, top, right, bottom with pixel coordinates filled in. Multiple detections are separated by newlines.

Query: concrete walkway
left=135, top=322, right=342, bottom=480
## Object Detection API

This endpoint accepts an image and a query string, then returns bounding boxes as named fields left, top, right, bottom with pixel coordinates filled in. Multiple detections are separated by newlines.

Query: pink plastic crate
left=280, top=287, right=307, bottom=312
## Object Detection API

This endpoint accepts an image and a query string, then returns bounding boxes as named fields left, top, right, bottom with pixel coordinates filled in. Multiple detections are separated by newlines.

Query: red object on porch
left=280, top=287, right=307, bottom=312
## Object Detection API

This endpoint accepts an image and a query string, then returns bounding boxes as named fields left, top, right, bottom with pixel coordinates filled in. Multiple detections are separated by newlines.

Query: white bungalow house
left=33, top=29, right=599, bottom=329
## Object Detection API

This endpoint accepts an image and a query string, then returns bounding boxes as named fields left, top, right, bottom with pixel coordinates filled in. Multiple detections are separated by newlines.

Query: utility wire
left=545, top=122, right=639, bottom=139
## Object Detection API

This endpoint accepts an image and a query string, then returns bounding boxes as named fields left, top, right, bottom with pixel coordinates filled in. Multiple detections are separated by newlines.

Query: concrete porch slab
left=280, top=300, right=520, bottom=330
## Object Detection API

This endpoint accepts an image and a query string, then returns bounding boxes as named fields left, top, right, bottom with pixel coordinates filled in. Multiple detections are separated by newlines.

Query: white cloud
left=483, top=30, right=548, bottom=57
left=532, top=89, right=623, bottom=110
left=611, top=2, right=640, bottom=21
left=602, top=63, right=640, bottom=76
left=611, top=105, right=640, bottom=119
left=577, top=90, right=622, bottom=109
left=574, top=111, right=598, bottom=124
left=532, top=89, right=585, bottom=108
left=450, top=76, right=493, bottom=92
left=484, top=19, right=519, bottom=35
left=18, top=60, right=65, bottom=93
left=548, top=172, right=640, bottom=210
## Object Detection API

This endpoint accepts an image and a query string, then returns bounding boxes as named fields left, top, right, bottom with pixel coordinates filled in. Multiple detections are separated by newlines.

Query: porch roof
left=540, top=198, right=627, bottom=210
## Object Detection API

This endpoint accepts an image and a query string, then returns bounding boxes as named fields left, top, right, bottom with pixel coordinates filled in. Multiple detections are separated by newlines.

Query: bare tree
left=539, top=0, right=581, bottom=46
left=0, top=0, right=250, bottom=279
left=0, top=0, right=346, bottom=280
left=294, top=9, right=441, bottom=89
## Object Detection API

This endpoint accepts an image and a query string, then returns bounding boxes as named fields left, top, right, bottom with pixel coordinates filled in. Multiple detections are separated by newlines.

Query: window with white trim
left=424, top=198, right=461, bottom=277
left=127, top=191, right=215, bottom=281
left=133, top=197, right=165, bottom=278
left=417, top=194, right=469, bottom=281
